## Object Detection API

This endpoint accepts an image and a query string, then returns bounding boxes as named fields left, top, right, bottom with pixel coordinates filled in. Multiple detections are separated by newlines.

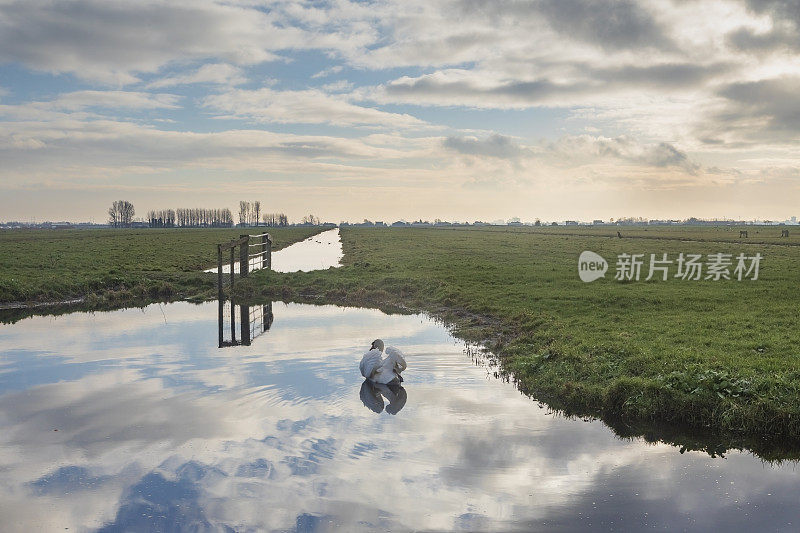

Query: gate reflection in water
left=217, top=300, right=274, bottom=347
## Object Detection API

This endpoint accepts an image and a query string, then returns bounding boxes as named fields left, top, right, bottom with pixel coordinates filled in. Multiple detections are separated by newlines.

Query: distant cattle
left=739, top=230, right=748, bottom=238
left=781, top=229, right=790, bottom=238
left=617, top=231, right=622, bottom=239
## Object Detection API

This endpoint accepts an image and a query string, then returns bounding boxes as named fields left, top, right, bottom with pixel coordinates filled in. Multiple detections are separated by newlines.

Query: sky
left=0, top=0, right=799, bottom=224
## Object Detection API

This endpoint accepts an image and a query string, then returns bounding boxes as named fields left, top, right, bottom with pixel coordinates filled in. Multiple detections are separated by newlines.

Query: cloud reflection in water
left=0, top=301, right=798, bottom=532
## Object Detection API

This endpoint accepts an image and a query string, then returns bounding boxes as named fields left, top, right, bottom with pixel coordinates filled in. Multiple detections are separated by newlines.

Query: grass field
left=243, top=225, right=800, bottom=457
left=0, top=227, right=323, bottom=305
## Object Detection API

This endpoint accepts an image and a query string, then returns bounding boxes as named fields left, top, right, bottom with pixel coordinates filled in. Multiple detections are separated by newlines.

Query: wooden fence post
left=264, top=302, right=274, bottom=331
left=262, top=233, right=271, bottom=270
left=241, top=304, right=251, bottom=346
left=229, top=246, right=236, bottom=344
left=240, top=235, right=250, bottom=278
left=217, top=244, right=223, bottom=347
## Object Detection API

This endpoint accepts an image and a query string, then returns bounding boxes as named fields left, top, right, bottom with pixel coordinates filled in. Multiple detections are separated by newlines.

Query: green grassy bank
left=241, top=225, right=800, bottom=457
left=0, top=227, right=323, bottom=306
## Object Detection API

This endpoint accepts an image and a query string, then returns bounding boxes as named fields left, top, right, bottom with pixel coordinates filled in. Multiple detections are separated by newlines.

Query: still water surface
left=206, top=228, right=343, bottom=275
left=0, top=302, right=799, bottom=531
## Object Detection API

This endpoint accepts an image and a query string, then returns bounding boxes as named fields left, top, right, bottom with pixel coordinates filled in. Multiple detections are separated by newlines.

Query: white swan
left=359, top=339, right=407, bottom=384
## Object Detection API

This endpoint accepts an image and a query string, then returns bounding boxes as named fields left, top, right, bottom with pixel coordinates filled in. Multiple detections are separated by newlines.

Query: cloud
left=443, top=134, right=525, bottom=159
left=0, top=91, right=180, bottom=126
left=145, top=64, right=246, bottom=89
left=0, top=0, right=384, bottom=84
left=548, top=135, right=701, bottom=173
left=371, top=61, right=729, bottom=109
left=311, top=65, right=344, bottom=79
left=0, top=0, right=279, bottom=83
left=593, top=62, right=732, bottom=88
left=46, top=91, right=181, bottom=110
left=726, top=0, right=800, bottom=53
left=202, top=87, right=427, bottom=128
left=378, top=70, right=569, bottom=108
left=534, top=0, right=673, bottom=51
left=0, top=0, right=799, bottom=221
left=0, top=103, right=442, bottom=186
left=642, top=142, right=699, bottom=171
left=727, top=26, right=799, bottom=53
left=742, top=0, right=800, bottom=23
left=696, top=77, right=800, bottom=145
left=718, top=77, right=800, bottom=130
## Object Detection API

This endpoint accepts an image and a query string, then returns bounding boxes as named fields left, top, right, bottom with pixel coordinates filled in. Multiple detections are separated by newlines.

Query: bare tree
left=262, top=212, right=289, bottom=227
left=108, top=204, right=119, bottom=228
left=108, top=200, right=135, bottom=228
left=120, top=201, right=135, bottom=227
left=253, top=201, right=261, bottom=227
left=238, top=201, right=248, bottom=226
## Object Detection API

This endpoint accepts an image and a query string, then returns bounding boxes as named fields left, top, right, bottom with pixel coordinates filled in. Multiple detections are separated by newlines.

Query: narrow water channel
left=205, top=227, right=343, bottom=275
left=0, top=301, right=798, bottom=532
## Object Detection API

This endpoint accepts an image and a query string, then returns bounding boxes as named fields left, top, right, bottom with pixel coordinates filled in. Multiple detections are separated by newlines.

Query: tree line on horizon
left=147, top=208, right=234, bottom=228
left=108, top=200, right=291, bottom=228
left=238, top=201, right=289, bottom=227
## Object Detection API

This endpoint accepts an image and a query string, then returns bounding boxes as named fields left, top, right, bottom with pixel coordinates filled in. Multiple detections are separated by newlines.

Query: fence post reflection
left=218, top=300, right=274, bottom=348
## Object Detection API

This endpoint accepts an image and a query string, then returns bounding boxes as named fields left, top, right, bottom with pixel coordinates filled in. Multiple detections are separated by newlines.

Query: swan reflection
left=359, top=379, right=408, bottom=415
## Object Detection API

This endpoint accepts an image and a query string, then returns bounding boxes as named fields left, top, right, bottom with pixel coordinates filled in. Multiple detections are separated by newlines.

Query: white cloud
left=202, top=87, right=428, bottom=128
left=48, top=91, right=181, bottom=110
left=145, top=64, right=247, bottom=89
left=311, top=65, right=343, bottom=79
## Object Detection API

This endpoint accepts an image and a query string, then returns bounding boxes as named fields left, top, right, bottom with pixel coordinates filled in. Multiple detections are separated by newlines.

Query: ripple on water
left=0, top=301, right=798, bottom=532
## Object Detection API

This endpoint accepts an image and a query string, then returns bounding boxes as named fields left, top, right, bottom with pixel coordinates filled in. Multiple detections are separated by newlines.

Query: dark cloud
left=536, top=0, right=673, bottom=50
left=727, top=0, right=800, bottom=53
left=0, top=0, right=276, bottom=82
left=689, top=77, right=800, bottom=146
left=594, top=63, right=732, bottom=88
left=383, top=62, right=727, bottom=108
left=643, top=143, right=698, bottom=171
left=727, top=27, right=798, bottom=53
left=718, top=77, right=800, bottom=133
left=742, top=0, right=800, bottom=23
left=385, top=75, right=569, bottom=103
left=454, top=0, right=673, bottom=51
left=443, top=134, right=524, bottom=158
